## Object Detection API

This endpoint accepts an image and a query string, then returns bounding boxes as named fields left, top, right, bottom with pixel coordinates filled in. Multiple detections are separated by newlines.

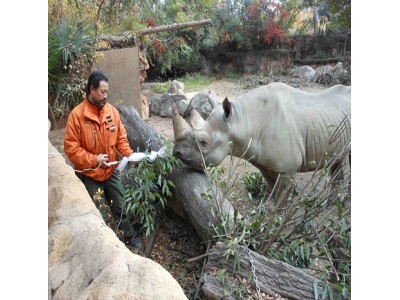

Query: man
left=64, top=70, right=155, bottom=251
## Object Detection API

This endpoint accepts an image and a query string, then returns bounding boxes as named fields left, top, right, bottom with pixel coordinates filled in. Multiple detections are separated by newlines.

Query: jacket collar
left=82, top=98, right=111, bottom=124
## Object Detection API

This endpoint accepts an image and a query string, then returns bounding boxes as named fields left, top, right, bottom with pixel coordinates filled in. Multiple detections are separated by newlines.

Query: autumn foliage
left=241, top=0, right=292, bottom=46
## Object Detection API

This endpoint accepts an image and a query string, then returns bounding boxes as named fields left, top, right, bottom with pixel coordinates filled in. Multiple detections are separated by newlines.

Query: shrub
left=48, top=19, right=96, bottom=127
left=242, top=171, right=268, bottom=200
left=122, top=142, right=181, bottom=237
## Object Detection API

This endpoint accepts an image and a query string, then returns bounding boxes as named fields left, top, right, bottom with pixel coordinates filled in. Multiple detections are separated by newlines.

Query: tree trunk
left=138, top=19, right=212, bottom=36
left=118, top=106, right=165, bottom=152
left=203, top=242, right=340, bottom=300
left=118, top=106, right=238, bottom=243
left=168, top=166, right=240, bottom=242
left=96, top=19, right=212, bottom=49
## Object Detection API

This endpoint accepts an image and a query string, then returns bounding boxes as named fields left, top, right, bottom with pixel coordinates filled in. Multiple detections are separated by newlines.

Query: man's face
left=90, top=80, right=109, bottom=107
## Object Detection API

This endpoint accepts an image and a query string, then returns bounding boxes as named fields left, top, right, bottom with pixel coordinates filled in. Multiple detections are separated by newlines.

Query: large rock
left=149, top=93, right=188, bottom=117
left=290, top=65, right=315, bottom=82
left=166, top=80, right=185, bottom=95
left=48, top=121, right=187, bottom=300
left=183, top=90, right=219, bottom=119
left=148, top=80, right=188, bottom=117
left=312, top=62, right=350, bottom=85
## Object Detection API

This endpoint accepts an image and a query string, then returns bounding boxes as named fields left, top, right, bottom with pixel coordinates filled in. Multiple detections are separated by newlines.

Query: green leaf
left=336, top=199, right=343, bottom=219
left=322, top=285, right=328, bottom=300
left=167, top=180, right=175, bottom=187
left=300, top=244, right=305, bottom=261
left=328, top=285, right=334, bottom=300
left=220, top=181, right=227, bottom=190
left=305, top=244, right=311, bottom=260
left=313, top=280, right=319, bottom=300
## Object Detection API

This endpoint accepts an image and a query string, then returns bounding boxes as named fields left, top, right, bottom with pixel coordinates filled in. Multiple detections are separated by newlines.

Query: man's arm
left=64, top=113, right=98, bottom=170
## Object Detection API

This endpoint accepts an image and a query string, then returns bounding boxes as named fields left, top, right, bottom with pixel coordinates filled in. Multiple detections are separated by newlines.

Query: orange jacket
left=64, top=98, right=133, bottom=181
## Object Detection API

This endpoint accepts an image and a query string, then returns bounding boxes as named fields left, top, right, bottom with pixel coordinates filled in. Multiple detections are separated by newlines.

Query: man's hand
left=147, top=151, right=158, bottom=162
left=97, top=153, right=111, bottom=168
left=157, top=146, right=168, bottom=158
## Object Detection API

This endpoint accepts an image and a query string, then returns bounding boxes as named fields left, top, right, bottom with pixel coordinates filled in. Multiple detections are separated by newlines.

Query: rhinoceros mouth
left=173, top=152, right=200, bottom=169
left=185, top=163, right=204, bottom=171
left=179, top=159, right=204, bottom=171
left=173, top=150, right=203, bottom=170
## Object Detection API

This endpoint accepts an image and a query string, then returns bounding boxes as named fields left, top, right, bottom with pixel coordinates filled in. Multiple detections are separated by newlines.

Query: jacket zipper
left=93, top=128, right=97, bottom=149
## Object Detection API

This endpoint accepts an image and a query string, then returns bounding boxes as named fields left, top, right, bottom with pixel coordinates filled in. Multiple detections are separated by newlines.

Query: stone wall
left=202, top=49, right=293, bottom=76
left=292, top=33, right=351, bottom=60
left=201, top=33, right=351, bottom=76
left=48, top=121, right=187, bottom=300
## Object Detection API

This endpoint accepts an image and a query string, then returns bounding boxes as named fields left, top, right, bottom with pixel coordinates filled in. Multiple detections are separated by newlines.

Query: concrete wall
left=95, top=48, right=142, bottom=114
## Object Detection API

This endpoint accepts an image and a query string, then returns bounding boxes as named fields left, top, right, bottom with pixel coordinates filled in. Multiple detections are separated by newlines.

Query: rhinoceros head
left=172, top=100, right=232, bottom=170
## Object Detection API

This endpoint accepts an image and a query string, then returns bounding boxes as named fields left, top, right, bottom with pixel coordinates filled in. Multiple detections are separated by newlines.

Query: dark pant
left=79, top=171, right=134, bottom=240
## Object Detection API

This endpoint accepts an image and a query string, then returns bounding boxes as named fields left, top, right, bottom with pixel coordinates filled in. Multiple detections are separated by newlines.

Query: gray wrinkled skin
left=173, top=82, right=351, bottom=193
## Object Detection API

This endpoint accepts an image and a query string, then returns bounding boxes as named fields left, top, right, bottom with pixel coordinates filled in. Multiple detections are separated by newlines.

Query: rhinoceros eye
left=198, top=139, right=208, bottom=149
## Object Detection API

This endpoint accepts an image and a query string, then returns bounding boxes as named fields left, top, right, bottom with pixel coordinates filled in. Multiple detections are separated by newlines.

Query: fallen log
left=168, top=166, right=240, bottom=242
left=119, top=106, right=165, bottom=152
left=203, top=242, right=340, bottom=300
left=119, top=106, right=238, bottom=243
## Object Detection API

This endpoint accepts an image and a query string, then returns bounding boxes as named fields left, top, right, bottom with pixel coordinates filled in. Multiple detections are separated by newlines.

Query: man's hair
left=86, top=71, right=108, bottom=96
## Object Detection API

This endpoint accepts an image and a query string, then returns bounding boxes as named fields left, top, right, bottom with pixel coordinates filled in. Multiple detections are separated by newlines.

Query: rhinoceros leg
left=328, top=158, right=351, bottom=206
left=261, top=170, right=295, bottom=212
left=260, top=170, right=277, bottom=192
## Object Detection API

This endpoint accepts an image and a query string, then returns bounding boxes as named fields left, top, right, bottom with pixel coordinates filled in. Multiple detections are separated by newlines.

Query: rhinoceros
left=172, top=82, right=351, bottom=202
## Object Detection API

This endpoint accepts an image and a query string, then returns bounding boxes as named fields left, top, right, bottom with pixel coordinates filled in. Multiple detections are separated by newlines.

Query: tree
left=325, top=0, right=351, bottom=31
left=281, top=0, right=351, bottom=35
left=143, top=0, right=218, bottom=78
left=214, top=0, right=293, bottom=50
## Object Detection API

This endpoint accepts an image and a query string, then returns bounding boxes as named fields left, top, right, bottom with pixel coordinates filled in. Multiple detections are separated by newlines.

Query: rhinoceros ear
left=223, top=97, right=232, bottom=120
left=189, top=109, right=205, bottom=130
left=172, top=103, right=190, bottom=137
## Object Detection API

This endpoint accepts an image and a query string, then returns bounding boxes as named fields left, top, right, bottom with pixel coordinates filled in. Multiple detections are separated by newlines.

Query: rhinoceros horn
left=189, top=109, right=205, bottom=130
left=172, top=103, right=190, bottom=137
left=208, top=90, right=218, bottom=108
